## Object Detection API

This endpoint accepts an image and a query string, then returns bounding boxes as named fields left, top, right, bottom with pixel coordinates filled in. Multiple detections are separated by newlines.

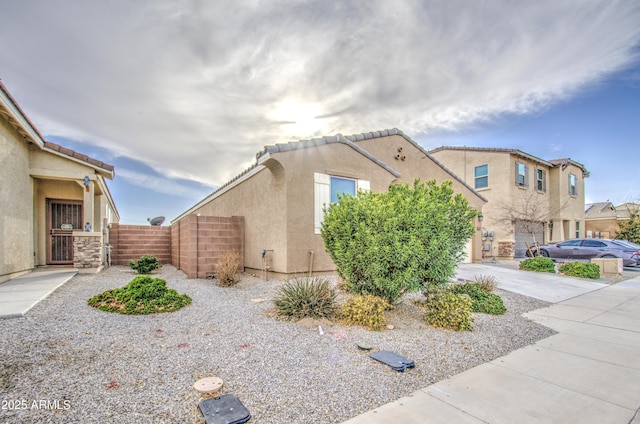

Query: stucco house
left=429, top=147, right=589, bottom=258
left=173, top=129, right=487, bottom=275
left=585, top=202, right=640, bottom=239
left=0, top=81, right=119, bottom=283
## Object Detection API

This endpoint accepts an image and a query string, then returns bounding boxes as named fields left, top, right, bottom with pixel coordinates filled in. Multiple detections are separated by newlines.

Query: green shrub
left=424, top=290, right=473, bottom=331
left=559, top=261, right=601, bottom=279
left=519, top=256, right=556, bottom=273
left=451, top=283, right=506, bottom=315
left=321, top=180, right=477, bottom=304
left=129, top=255, right=161, bottom=274
left=88, top=276, right=191, bottom=315
left=339, top=294, right=391, bottom=331
left=274, top=277, right=338, bottom=320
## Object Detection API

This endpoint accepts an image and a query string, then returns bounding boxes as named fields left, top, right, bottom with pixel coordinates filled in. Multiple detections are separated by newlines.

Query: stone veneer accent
left=73, top=232, right=104, bottom=272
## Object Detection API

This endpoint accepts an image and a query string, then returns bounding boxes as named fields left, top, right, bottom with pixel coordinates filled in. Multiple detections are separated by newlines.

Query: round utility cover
left=193, top=376, right=223, bottom=394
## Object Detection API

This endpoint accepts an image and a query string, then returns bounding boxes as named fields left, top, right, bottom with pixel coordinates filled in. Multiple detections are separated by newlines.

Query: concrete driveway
left=454, top=263, right=608, bottom=303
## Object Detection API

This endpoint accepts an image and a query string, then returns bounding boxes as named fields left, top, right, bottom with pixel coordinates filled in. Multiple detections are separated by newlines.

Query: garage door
left=514, top=220, right=544, bottom=258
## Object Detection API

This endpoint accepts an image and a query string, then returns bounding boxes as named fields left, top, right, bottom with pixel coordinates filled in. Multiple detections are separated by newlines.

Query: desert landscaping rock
left=0, top=265, right=556, bottom=423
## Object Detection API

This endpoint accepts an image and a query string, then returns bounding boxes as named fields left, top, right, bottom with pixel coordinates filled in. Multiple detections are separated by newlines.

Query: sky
left=1, top=0, right=639, bottom=224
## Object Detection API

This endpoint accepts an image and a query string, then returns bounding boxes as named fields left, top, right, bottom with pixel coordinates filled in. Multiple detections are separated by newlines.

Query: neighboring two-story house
left=430, top=147, right=589, bottom=259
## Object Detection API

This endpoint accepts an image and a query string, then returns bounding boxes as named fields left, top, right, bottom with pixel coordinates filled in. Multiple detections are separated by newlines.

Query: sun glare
left=269, top=100, right=328, bottom=138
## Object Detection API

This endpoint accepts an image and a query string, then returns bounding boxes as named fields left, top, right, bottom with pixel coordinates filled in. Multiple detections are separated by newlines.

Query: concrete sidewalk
left=0, top=268, right=76, bottom=319
left=343, top=267, right=640, bottom=424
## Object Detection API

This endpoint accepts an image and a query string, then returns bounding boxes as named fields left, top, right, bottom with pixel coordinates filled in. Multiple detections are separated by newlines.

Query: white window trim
left=314, top=172, right=369, bottom=234
left=474, top=164, right=489, bottom=189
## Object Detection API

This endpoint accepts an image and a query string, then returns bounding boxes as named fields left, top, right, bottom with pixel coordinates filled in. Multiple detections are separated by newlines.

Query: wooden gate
left=47, top=199, right=83, bottom=264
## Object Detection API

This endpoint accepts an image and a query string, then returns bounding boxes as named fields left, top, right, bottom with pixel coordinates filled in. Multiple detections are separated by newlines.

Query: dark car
left=526, top=238, right=640, bottom=267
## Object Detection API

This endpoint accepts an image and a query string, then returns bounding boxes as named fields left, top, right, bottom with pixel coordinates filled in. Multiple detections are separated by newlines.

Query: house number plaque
left=60, top=224, right=73, bottom=231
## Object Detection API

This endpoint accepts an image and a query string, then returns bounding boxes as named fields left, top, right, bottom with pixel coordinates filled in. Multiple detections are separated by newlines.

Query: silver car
left=528, top=238, right=640, bottom=267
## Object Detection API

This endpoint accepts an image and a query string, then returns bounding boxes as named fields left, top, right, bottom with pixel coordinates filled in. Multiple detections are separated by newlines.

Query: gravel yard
left=1, top=265, right=556, bottom=423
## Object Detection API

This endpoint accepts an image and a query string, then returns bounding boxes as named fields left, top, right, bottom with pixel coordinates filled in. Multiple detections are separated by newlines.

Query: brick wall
left=109, top=224, right=171, bottom=265
left=171, top=215, right=244, bottom=279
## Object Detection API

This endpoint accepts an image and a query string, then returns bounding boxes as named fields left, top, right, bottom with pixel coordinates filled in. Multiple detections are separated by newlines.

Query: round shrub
left=519, top=256, right=556, bottom=273
left=88, top=276, right=191, bottom=315
left=339, top=294, right=392, bottom=331
left=321, top=180, right=477, bottom=304
left=423, top=290, right=473, bottom=331
left=559, top=261, right=601, bottom=279
left=450, top=283, right=506, bottom=315
left=129, top=255, right=161, bottom=274
left=274, top=277, right=338, bottom=320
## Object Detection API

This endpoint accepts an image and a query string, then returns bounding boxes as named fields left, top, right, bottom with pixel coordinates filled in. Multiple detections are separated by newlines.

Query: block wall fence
left=109, top=224, right=172, bottom=265
left=108, top=216, right=244, bottom=279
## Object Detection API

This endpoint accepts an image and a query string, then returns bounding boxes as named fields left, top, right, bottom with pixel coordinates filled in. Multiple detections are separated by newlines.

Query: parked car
left=526, top=238, right=640, bottom=267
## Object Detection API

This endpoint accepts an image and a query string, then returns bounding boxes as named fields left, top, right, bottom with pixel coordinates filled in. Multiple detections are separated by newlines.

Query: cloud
left=116, top=168, right=213, bottom=200
left=1, top=0, right=639, bottom=188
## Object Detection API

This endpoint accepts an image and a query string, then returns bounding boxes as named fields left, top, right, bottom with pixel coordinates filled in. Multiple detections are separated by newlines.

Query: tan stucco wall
left=585, top=218, right=619, bottom=239
left=189, top=165, right=288, bottom=272
left=0, top=118, right=34, bottom=281
left=548, top=163, right=586, bottom=241
left=275, top=142, right=399, bottom=273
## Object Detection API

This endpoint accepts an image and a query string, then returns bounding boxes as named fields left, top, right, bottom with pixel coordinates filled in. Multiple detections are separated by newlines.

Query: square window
left=474, top=164, right=488, bottom=189
left=330, top=176, right=356, bottom=203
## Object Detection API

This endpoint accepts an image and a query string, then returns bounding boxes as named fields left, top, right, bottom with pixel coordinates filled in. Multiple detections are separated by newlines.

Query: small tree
left=321, top=179, right=476, bottom=304
left=497, top=190, right=567, bottom=255
left=615, top=210, right=640, bottom=244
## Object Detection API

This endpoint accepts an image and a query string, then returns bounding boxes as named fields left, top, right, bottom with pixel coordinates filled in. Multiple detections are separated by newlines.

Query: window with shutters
left=474, top=164, right=488, bottom=189
left=314, top=173, right=369, bottom=234
left=515, top=161, right=529, bottom=187
left=535, top=168, right=546, bottom=192
left=569, top=173, right=578, bottom=196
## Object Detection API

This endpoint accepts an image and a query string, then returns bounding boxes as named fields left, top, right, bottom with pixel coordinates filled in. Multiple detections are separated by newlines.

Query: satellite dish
left=147, top=216, right=165, bottom=226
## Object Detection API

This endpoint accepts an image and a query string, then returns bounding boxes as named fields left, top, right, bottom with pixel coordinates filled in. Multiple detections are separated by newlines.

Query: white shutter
left=314, top=173, right=331, bottom=234
left=357, top=179, right=370, bottom=192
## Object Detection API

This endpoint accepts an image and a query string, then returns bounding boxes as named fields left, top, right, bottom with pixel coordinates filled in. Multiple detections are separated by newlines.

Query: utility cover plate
left=369, top=350, right=415, bottom=372
left=198, top=394, right=251, bottom=424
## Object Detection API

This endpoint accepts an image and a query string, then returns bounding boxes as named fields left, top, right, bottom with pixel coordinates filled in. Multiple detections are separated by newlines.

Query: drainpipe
left=308, top=250, right=314, bottom=277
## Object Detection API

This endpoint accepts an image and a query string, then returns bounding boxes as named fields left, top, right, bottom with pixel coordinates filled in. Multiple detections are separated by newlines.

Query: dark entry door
left=47, top=199, right=83, bottom=264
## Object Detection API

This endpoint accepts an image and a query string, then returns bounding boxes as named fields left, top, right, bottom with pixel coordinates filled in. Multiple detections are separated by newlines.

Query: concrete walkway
left=343, top=265, right=640, bottom=424
left=0, top=268, right=76, bottom=319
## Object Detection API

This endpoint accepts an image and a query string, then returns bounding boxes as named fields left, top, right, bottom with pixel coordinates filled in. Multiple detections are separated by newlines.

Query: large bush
left=321, top=180, right=476, bottom=304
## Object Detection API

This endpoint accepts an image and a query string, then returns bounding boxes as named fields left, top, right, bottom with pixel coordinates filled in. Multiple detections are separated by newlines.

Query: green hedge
left=559, top=261, right=601, bottom=279
left=519, top=256, right=556, bottom=273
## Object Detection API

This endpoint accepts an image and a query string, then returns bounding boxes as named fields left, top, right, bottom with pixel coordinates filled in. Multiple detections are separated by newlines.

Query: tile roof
left=345, top=129, right=488, bottom=202
left=0, top=80, right=115, bottom=177
left=258, top=133, right=401, bottom=178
